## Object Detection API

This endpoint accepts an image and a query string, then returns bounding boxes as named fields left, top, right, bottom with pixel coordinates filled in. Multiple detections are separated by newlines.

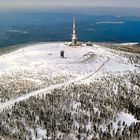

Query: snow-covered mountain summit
left=0, top=42, right=139, bottom=140
left=0, top=42, right=138, bottom=76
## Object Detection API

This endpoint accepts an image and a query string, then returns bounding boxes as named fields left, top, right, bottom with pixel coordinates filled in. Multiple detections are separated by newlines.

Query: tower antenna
left=72, top=17, right=78, bottom=46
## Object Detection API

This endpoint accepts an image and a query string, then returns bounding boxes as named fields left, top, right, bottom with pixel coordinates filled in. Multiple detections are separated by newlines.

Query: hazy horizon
left=1, top=0, right=140, bottom=16
left=0, top=7, right=140, bottom=17
left=0, top=0, right=140, bottom=10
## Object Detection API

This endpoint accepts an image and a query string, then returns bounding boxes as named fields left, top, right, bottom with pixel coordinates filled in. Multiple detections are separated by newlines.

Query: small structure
left=71, top=17, right=78, bottom=46
left=60, top=50, right=64, bottom=58
left=86, top=41, right=93, bottom=46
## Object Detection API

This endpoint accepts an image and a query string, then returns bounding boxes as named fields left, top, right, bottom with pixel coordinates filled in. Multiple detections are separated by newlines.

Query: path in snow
left=0, top=57, right=109, bottom=112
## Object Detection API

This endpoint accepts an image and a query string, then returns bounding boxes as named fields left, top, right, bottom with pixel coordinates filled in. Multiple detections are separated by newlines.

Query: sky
left=0, top=0, right=140, bottom=9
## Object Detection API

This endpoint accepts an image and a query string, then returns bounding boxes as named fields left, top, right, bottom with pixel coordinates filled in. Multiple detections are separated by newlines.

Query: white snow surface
left=117, top=112, right=138, bottom=126
left=112, top=112, right=139, bottom=132
left=0, top=42, right=139, bottom=111
left=0, top=42, right=138, bottom=76
left=118, top=42, right=139, bottom=46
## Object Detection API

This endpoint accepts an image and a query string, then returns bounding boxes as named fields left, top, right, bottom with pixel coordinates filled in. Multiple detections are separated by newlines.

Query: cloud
left=0, top=0, right=140, bottom=9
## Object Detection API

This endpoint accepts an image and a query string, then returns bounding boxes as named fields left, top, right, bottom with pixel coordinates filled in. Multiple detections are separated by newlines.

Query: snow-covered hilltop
left=0, top=42, right=140, bottom=140
left=0, top=42, right=138, bottom=76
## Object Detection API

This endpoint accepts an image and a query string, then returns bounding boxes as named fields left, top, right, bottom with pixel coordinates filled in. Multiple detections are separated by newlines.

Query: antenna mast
left=72, top=17, right=77, bottom=46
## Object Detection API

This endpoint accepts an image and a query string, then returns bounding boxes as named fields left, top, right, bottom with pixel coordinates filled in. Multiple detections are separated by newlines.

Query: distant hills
left=0, top=11, right=140, bottom=47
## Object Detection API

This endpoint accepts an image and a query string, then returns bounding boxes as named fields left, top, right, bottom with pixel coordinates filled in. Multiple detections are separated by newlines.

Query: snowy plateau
left=0, top=42, right=140, bottom=140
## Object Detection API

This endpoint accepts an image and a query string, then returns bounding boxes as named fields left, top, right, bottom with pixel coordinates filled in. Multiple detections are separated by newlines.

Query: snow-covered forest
left=0, top=43, right=139, bottom=140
